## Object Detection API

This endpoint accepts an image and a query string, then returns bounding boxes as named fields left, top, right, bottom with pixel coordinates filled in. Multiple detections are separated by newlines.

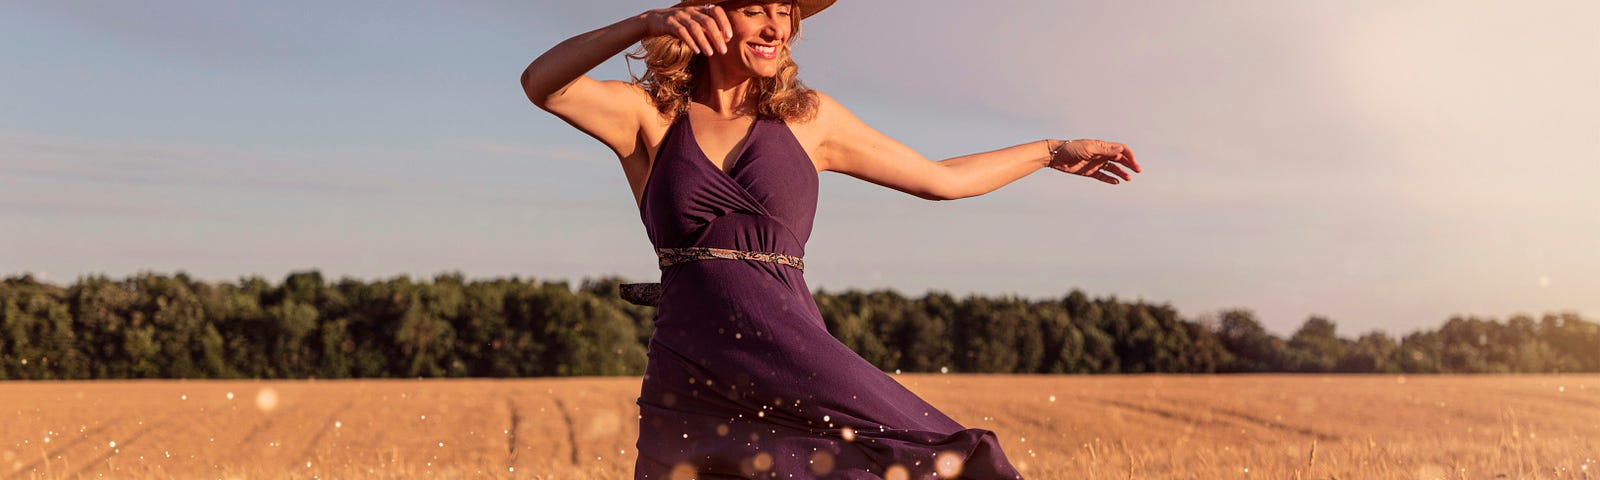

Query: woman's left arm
left=813, top=92, right=1140, bottom=201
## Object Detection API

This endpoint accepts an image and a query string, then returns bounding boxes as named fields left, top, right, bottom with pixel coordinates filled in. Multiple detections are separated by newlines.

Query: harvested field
left=4, top=375, right=1597, bottom=479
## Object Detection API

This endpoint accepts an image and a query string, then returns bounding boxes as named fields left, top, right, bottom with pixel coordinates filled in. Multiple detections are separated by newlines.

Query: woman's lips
left=749, top=43, right=777, bottom=59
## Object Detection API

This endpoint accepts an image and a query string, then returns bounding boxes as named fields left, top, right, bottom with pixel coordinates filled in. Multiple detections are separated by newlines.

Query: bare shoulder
left=790, top=89, right=879, bottom=172
left=795, top=90, right=865, bottom=136
left=786, top=89, right=846, bottom=170
left=807, top=89, right=847, bottom=124
left=605, top=81, right=680, bottom=171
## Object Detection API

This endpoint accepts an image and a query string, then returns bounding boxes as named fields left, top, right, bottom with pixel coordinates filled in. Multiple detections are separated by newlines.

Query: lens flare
left=935, top=450, right=964, bottom=478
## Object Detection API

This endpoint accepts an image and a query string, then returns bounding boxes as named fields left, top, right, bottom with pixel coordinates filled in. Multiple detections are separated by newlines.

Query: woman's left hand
left=1047, top=139, right=1141, bottom=185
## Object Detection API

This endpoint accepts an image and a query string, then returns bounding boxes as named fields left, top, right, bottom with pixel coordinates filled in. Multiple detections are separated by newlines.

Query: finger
left=1118, top=144, right=1141, bottom=173
left=700, top=10, right=729, bottom=54
left=683, top=18, right=716, bottom=56
left=686, top=8, right=726, bottom=54
left=1100, top=163, right=1132, bottom=182
left=671, top=22, right=700, bottom=54
left=1090, top=170, right=1121, bottom=185
left=712, top=6, right=733, bottom=42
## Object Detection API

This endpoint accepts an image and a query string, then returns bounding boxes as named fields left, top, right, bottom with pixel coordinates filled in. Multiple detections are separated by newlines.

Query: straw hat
left=672, top=0, right=838, bottom=24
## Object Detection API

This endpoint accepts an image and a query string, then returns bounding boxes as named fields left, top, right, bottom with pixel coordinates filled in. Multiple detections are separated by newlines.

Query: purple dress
left=634, top=112, right=1022, bottom=479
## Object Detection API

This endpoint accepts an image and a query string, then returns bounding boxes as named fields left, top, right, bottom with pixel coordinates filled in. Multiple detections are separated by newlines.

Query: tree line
left=1, top=271, right=1595, bottom=380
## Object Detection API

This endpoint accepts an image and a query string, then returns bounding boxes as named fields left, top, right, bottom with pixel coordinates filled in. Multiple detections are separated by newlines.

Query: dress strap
left=655, top=247, right=805, bottom=271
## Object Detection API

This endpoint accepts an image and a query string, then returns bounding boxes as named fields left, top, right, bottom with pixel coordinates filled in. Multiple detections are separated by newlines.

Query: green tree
left=1062, top=290, right=1117, bottom=373
left=1287, top=316, right=1345, bottom=373
left=1177, top=318, right=1231, bottom=373
left=1337, top=331, right=1398, bottom=373
left=1215, top=309, right=1289, bottom=372
left=137, top=273, right=211, bottom=378
left=1037, top=308, right=1086, bottom=373
left=395, top=295, right=456, bottom=377
left=905, top=292, right=957, bottom=372
left=68, top=276, right=141, bottom=378
left=267, top=299, right=320, bottom=376
left=817, top=290, right=893, bottom=370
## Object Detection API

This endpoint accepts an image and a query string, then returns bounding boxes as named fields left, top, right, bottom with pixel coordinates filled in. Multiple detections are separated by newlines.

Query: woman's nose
left=761, top=18, right=787, bottom=41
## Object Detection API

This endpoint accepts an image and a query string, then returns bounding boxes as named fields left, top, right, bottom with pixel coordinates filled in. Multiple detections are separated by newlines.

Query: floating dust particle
left=885, top=464, right=910, bottom=480
left=809, top=450, right=835, bottom=475
left=255, top=388, right=279, bottom=412
left=668, top=462, right=697, bottom=480
left=752, top=452, right=775, bottom=472
left=935, top=450, right=964, bottom=478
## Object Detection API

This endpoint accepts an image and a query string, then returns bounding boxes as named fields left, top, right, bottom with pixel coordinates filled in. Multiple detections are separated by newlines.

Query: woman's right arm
left=519, top=8, right=731, bottom=155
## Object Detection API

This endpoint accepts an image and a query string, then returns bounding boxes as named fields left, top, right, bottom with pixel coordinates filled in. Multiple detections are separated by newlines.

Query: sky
left=2, top=1, right=1596, bottom=337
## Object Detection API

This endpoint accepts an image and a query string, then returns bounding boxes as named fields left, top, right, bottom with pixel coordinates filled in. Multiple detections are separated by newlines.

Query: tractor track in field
left=1070, top=394, right=1218, bottom=432
left=1495, top=388, right=1600, bottom=412
left=7, top=415, right=128, bottom=480
left=551, top=396, right=581, bottom=466
left=1195, top=403, right=1341, bottom=442
left=235, top=404, right=304, bottom=452
left=505, top=396, right=522, bottom=469
left=1084, top=394, right=1341, bottom=443
left=1000, top=401, right=1057, bottom=433
left=293, top=399, right=355, bottom=468
left=62, top=411, right=186, bottom=480
left=1098, top=398, right=1238, bottom=430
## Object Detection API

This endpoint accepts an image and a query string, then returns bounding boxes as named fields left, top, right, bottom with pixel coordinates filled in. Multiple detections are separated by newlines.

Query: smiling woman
left=519, top=0, right=1140, bottom=478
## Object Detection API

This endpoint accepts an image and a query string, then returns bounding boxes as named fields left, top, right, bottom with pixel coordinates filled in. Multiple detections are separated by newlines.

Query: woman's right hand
left=642, top=5, right=733, bottom=56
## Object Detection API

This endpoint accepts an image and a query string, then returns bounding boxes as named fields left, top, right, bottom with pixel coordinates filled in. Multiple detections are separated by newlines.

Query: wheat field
left=4, top=375, right=1597, bottom=479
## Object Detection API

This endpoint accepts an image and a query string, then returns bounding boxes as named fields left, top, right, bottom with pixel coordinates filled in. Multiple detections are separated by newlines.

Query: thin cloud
left=453, top=139, right=611, bottom=162
left=0, top=132, right=547, bottom=209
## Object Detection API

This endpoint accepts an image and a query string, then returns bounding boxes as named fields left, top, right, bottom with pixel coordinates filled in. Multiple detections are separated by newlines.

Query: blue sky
left=3, top=1, right=1596, bottom=337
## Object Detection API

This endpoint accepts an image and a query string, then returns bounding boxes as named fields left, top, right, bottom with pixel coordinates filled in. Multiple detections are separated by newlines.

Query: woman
left=520, top=1, right=1140, bottom=478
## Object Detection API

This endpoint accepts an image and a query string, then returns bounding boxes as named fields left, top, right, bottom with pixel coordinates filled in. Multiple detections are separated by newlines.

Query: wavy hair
left=626, top=17, right=819, bottom=123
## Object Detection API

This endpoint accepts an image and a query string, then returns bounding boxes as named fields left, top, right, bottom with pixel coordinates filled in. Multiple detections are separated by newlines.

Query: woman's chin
left=748, top=64, right=781, bottom=78
left=730, top=68, right=779, bottom=79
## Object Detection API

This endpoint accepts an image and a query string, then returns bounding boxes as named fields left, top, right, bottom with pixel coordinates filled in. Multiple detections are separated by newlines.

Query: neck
left=694, top=66, right=760, bottom=118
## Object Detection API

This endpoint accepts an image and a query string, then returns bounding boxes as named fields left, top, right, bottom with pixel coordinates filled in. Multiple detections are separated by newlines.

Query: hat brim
left=671, top=0, right=837, bottom=20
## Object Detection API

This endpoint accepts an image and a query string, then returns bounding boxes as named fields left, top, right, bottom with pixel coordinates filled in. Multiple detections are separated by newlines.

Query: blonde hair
left=626, top=11, right=819, bottom=123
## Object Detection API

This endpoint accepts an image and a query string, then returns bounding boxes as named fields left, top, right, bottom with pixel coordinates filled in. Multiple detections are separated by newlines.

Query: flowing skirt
left=632, top=259, right=1022, bottom=479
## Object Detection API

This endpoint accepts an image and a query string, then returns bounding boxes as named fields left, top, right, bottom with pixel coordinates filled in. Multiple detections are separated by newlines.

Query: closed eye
left=740, top=6, right=791, bottom=17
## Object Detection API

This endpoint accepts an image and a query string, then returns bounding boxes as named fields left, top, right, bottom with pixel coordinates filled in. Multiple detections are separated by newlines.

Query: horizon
left=3, top=267, right=1586, bottom=339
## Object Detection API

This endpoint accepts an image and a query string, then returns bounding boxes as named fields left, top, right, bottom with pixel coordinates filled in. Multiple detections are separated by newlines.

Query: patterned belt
left=655, top=246, right=806, bottom=271
left=619, top=247, right=805, bottom=306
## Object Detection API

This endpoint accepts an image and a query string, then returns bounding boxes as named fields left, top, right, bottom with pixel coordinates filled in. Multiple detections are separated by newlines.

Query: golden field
left=3, top=375, right=1597, bottom=479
